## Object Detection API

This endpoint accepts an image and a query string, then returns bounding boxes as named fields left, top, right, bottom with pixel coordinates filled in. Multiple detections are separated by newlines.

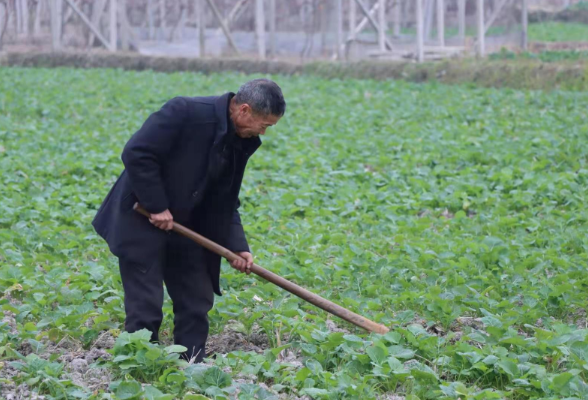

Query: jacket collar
left=214, top=92, right=262, bottom=154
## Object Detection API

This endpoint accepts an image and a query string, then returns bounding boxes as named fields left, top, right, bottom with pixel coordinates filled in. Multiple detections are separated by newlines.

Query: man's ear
left=240, top=103, right=252, bottom=116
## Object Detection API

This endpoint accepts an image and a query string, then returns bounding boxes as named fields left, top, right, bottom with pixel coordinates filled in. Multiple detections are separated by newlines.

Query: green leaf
left=165, top=372, right=186, bottom=385
left=203, top=367, right=232, bottom=388
left=33, top=293, right=45, bottom=302
left=164, top=345, right=188, bottom=354
left=24, top=322, right=37, bottom=332
left=115, top=381, right=143, bottom=400
left=482, top=355, right=498, bottom=365
left=343, top=334, right=364, bottom=343
left=496, top=360, right=518, bottom=377
left=411, top=368, right=438, bottom=383
left=300, top=388, right=329, bottom=397
left=384, top=331, right=401, bottom=344
left=26, top=376, right=41, bottom=386
left=551, top=372, right=574, bottom=390
left=295, top=367, right=311, bottom=382
left=118, top=360, right=140, bottom=369
left=387, top=356, right=403, bottom=370
left=570, top=342, right=588, bottom=362
left=145, top=348, right=162, bottom=360
left=143, top=386, right=175, bottom=400
left=113, top=355, right=133, bottom=363
left=367, top=345, right=388, bottom=364
left=129, top=329, right=153, bottom=343
left=305, top=359, right=323, bottom=374
left=389, top=345, right=415, bottom=359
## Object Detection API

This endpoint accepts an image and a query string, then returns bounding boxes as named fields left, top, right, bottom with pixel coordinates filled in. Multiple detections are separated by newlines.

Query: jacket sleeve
left=227, top=199, right=250, bottom=253
left=121, top=97, right=188, bottom=214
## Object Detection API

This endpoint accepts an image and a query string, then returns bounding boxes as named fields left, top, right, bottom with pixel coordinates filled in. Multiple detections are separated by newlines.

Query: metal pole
left=477, top=0, right=484, bottom=57
left=34, top=0, right=43, bottom=36
left=424, top=0, right=433, bottom=40
left=64, top=0, right=111, bottom=49
left=437, top=0, right=444, bottom=47
left=255, top=0, right=265, bottom=59
left=110, top=0, right=117, bottom=51
left=353, top=0, right=393, bottom=50
left=349, top=0, right=356, bottom=38
left=51, top=0, right=63, bottom=51
left=0, top=4, right=7, bottom=50
left=378, top=0, right=386, bottom=52
left=87, top=0, right=107, bottom=47
left=484, top=0, right=510, bottom=34
left=269, top=0, right=276, bottom=57
left=196, top=0, right=205, bottom=56
left=319, top=0, right=326, bottom=54
left=458, top=0, right=465, bottom=44
left=522, top=0, right=528, bottom=50
left=206, top=0, right=240, bottom=54
left=119, top=0, right=129, bottom=50
left=159, top=0, right=165, bottom=34
left=22, top=0, right=30, bottom=36
left=347, top=0, right=357, bottom=58
left=147, top=0, right=154, bottom=39
left=16, top=0, right=22, bottom=34
left=416, top=0, right=424, bottom=62
left=336, top=0, right=343, bottom=59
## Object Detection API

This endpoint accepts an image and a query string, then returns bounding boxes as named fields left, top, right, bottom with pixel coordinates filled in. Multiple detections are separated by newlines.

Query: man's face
left=234, top=104, right=281, bottom=139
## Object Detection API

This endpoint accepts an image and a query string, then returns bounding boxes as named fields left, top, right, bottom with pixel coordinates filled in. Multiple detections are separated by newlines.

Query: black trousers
left=118, top=234, right=214, bottom=362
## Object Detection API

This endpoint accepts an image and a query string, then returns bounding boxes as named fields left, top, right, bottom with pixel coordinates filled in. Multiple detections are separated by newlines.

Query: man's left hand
left=231, top=252, right=253, bottom=275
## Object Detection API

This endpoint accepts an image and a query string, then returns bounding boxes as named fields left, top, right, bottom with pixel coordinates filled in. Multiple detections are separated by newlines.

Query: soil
left=566, top=308, right=587, bottom=328
left=4, top=306, right=531, bottom=399
left=377, top=395, right=406, bottom=400
left=0, top=330, right=114, bottom=399
left=325, top=319, right=351, bottom=334
left=1, top=315, right=293, bottom=398
left=206, top=325, right=270, bottom=356
left=2, top=310, right=17, bottom=335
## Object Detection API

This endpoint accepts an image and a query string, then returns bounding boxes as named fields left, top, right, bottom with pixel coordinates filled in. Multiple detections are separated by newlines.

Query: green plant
left=1, top=66, right=588, bottom=398
left=528, top=21, right=588, bottom=42
left=490, top=48, right=588, bottom=62
left=9, top=354, right=92, bottom=399
left=106, top=329, right=188, bottom=382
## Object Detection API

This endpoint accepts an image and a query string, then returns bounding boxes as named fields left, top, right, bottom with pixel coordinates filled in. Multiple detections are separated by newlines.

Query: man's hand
left=231, top=252, right=253, bottom=275
left=149, top=209, right=174, bottom=231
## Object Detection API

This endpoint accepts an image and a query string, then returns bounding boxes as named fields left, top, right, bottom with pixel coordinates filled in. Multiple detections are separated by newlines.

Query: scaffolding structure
left=0, top=0, right=583, bottom=61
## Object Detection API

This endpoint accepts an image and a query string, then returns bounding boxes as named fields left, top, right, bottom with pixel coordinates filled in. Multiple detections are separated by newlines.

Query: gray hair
left=234, top=78, right=286, bottom=117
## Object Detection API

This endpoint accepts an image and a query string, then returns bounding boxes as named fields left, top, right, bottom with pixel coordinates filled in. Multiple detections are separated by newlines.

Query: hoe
left=134, top=203, right=389, bottom=335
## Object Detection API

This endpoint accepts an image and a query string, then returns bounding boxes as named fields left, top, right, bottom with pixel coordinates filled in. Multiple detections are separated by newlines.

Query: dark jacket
left=92, top=93, right=261, bottom=295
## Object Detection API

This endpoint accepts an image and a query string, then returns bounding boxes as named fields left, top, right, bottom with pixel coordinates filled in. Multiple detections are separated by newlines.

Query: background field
left=527, top=22, right=588, bottom=42
left=1, top=67, right=588, bottom=399
left=394, top=21, right=588, bottom=42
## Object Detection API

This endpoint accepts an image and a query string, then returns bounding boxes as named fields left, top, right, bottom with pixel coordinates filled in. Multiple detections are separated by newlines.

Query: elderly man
left=92, top=78, right=286, bottom=362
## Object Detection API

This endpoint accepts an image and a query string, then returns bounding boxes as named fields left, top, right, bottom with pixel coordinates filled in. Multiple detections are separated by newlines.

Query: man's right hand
left=149, top=209, right=174, bottom=231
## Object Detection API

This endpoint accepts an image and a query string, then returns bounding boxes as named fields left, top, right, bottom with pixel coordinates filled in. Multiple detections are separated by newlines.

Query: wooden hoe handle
left=134, top=203, right=389, bottom=334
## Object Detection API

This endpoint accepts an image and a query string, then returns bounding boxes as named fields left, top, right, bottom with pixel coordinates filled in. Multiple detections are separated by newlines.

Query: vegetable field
left=527, top=22, right=588, bottom=43
left=1, top=67, right=588, bottom=400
